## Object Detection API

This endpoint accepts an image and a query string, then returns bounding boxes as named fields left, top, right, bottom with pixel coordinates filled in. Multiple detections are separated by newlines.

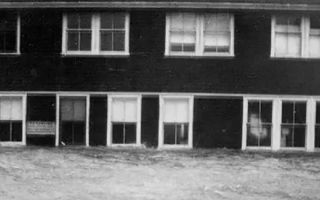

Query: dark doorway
left=89, top=96, right=107, bottom=146
left=26, top=95, right=56, bottom=146
left=193, top=98, right=243, bottom=149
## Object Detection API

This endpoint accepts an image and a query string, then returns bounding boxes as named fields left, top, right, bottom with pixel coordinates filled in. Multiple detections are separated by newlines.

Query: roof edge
left=0, top=2, right=318, bottom=11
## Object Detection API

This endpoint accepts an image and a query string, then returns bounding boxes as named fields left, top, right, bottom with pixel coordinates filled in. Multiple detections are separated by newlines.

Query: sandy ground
left=0, top=147, right=319, bottom=200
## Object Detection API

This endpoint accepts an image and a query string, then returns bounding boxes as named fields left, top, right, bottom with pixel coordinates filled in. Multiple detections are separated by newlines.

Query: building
left=0, top=0, right=320, bottom=152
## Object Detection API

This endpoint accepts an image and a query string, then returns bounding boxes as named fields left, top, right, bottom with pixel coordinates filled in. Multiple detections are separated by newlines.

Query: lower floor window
left=161, top=97, right=192, bottom=147
left=281, top=101, right=306, bottom=148
left=164, top=123, right=188, bottom=145
left=246, top=100, right=272, bottom=147
left=0, top=97, right=23, bottom=142
left=112, top=122, right=136, bottom=144
left=109, top=96, right=140, bottom=145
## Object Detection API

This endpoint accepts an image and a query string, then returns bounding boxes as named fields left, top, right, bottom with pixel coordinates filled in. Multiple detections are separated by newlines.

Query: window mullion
left=196, top=14, right=202, bottom=56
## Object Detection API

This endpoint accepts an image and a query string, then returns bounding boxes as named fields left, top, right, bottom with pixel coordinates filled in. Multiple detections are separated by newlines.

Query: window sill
left=0, top=142, right=25, bottom=146
left=0, top=52, right=21, bottom=56
left=270, top=56, right=320, bottom=61
left=61, top=52, right=130, bottom=58
left=279, top=147, right=306, bottom=151
left=108, top=144, right=142, bottom=148
left=245, top=147, right=272, bottom=151
left=165, top=54, right=234, bottom=59
left=159, top=144, right=192, bottom=149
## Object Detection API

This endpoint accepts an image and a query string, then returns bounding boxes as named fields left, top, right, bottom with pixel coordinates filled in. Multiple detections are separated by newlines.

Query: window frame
left=0, top=12, right=20, bottom=55
left=0, top=94, right=26, bottom=146
left=271, top=15, right=320, bottom=59
left=158, top=95, right=194, bottom=148
left=165, top=12, right=234, bottom=57
left=107, top=94, right=141, bottom=147
left=62, top=12, right=130, bottom=56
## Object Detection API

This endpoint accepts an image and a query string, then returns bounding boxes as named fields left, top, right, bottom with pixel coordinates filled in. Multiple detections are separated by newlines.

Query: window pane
left=0, top=98, right=11, bottom=120
left=11, top=97, right=22, bottom=120
left=79, top=32, right=91, bottom=51
left=204, top=33, right=230, bottom=53
left=164, top=99, right=189, bottom=123
left=100, top=13, right=113, bottom=29
left=204, top=14, right=229, bottom=31
left=124, top=99, right=137, bottom=122
left=281, top=125, right=305, bottom=147
left=287, top=34, right=301, bottom=56
left=67, top=14, right=79, bottom=29
left=73, top=121, right=86, bottom=145
left=112, top=123, right=124, bottom=144
left=61, top=99, right=74, bottom=121
left=100, top=31, right=112, bottom=51
left=12, top=121, right=22, bottom=142
left=247, top=124, right=271, bottom=147
left=316, top=103, right=320, bottom=124
left=248, top=101, right=259, bottom=123
left=282, top=102, right=294, bottom=123
left=74, top=99, right=86, bottom=121
left=124, top=123, right=136, bottom=143
left=294, top=102, right=306, bottom=124
left=261, top=102, right=272, bottom=123
left=114, top=13, right=125, bottom=29
left=275, top=33, right=287, bottom=55
left=79, top=14, right=91, bottom=29
left=170, top=13, right=183, bottom=31
left=183, top=44, right=195, bottom=52
left=67, top=32, right=79, bottom=51
left=0, top=122, right=10, bottom=141
left=183, top=13, right=196, bottom=31
left=112, top=99, right=125, bottom=122
left=164, top=124, right=175, bottom=144
left=176, top=124, right=188, bottom=145
left=114, top=31, right=125, bottom=51
left=309, top=35, right=320, bottom=56
left=163, top=100, right=176, bottom=122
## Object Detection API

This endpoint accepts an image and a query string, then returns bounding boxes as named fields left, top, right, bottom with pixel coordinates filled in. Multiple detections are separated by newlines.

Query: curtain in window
left=0, top=97, right=22, bottom=120
left=112, top=98, right=137, bottom=122
left=163, top=99, right=189, bottom=123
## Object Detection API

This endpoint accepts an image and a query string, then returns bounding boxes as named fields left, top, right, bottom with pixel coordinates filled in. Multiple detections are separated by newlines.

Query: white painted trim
left=272, top=98, right=281, bottom=151
left=0, top=142, right=25, bottom=147
left=158, top=95, right=194, bottom=149
left=86, top=95, right=90, bottom=147
left=22, top=94, right=26, bottom=145
left=270, top=16, right=275, bottom=58
left=55, top=95, right=60, bottom=146
left=107, top=94, right=142, bottom=147
left=62, top=12, right=130, bottom=56
left=57, top=94, right=89, bottom=146
left=165, top=12, right=234, bottom=57
left=241, top=98, right=248, bottom=150
left=306, top=98, right=314, bottom=152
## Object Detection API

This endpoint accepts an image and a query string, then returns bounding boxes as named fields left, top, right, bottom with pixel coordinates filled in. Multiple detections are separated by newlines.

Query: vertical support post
left=136, top=96, right=142, bottom=146
left=158, top=96, right=163, bottom=149
left=107, top=95, right=112, bottom=146
left=241, top=97, right=248, bottom=150
left=272, top=98, right=281, bottom=151
left=22, top=94, right=27, bottom=145
left=86, top=95, right=90, bottom=147
left=55, top=95, right=60, bottom=147
left=306, top=98, right=315, bottom=152
left=188, top=96, right=194, bottom=148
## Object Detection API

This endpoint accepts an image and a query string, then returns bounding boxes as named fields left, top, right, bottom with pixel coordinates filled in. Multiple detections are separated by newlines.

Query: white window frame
left=0, top=13, right=20, bottom=55
left=0, top=94, right=26, bottom=146
left=165, top=12, right=234, bottom=57
left=62, top=12, right=130, bottom=56
left=158, top=95, right=194, bottom=148
left=107, top=94, right=141, bottom=147
left=56, top=94, right=90, bottom=147
left=271, top=15, right=320, bottom=59
left=243, top=96, right=314, bottom=152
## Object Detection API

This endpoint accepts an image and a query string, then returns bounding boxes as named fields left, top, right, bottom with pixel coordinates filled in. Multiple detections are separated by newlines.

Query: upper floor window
left=165, top=12, right=234, bottom=57
left=0, top=12, right=20, bottom=54
left=271, top=15, right=320, bottom=58
left=62, top=12, right=129, bottom=56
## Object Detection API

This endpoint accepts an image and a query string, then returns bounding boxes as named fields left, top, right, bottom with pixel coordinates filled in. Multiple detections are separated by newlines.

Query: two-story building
left=0, top=0, right=320, bottom=152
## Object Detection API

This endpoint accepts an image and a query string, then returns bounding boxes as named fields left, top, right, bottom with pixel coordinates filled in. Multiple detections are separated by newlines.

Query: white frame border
left=158, top=94, right=194, bottom=149
left=56, top=93, right=90, bottom=147
left=107, top=94, right=142, bottom=147
left=62, top=12, right=130, bottom=56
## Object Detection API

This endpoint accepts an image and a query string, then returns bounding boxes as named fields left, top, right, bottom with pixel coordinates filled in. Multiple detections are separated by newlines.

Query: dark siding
left=89, top=96, right=108, bottom=146
left=193, top=98, right=242, bottom=149
left=0, top=10, right=320, bottom=95
left=141, top=96, right=159, bottom=147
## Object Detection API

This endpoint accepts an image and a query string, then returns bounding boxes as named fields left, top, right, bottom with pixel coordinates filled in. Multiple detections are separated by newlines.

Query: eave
left=0, top=1, right=319, bottom=11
